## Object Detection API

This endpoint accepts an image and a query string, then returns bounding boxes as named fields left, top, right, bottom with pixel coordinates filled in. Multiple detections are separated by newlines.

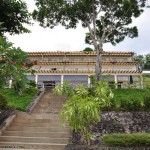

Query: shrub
left=27, top=80, right=37, bottom=88
left=103, top=133, right=150, bottom=147
left=0, top=93, right=8, bottom=110
left=54, top=81, right=113, bottom=145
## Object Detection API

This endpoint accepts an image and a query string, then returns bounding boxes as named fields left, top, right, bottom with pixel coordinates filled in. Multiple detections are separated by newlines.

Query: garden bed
left=72, top=111, right=150, bottom=145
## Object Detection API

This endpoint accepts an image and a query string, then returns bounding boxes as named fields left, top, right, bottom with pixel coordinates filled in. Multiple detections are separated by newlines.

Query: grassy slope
left=1, top=88, right=38, bottom=111
left=111, top=88, right=150, bottom=111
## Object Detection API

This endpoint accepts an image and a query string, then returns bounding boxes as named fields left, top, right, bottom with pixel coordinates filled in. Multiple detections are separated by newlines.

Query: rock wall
left=0, top=110, right=15, bottom=127
left=66, top=145, right=150, bottom=150
left=72, top=111, right=150, bottom=145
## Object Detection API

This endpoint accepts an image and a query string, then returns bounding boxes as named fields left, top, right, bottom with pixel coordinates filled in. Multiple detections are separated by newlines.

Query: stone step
left=3, top=131, right=70, bottom=138
left=14, top=118, right=62, bottom=123
left=32, top=110, right=60, bottom=114
left=0, top=136, right=69, bottom=144
left=38, top=98, right=66, bottom=101
left=7, top=126, right=70, bottom=132
left=34, top=104, right=65, bottom=108
left=16, top=113, right=61, bottom=119
left=32, top=106, right=62, bottom=109
left=11, top=122, right=67, bottom=128
left=33, top=106, right=62, bottom=109
left=0, top=142, right=66, bottom=150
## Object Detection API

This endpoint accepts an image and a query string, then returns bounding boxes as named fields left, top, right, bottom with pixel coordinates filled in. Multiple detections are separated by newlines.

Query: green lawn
left=103, top=88, right=150, bottom=111
left=1, top=88, right=38, bottom=111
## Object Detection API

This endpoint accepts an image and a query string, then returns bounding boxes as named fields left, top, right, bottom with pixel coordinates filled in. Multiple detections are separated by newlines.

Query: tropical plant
left=0, top=36, right=36, bottom=94
left=53, top=80, right=74, bottom=97
left=54, top=81, right=113, bottom=145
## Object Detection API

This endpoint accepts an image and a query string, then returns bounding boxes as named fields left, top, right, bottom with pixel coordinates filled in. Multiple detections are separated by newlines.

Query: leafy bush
left=103, top=89, right=150, bottom=111
left=27, top=80, right=37, bottom=88
left=103, top=133, right=150, bottom=147
left=53, top=81, right=74, bottom=97
left=0, top=93, right=8, bottom=110
left=54, top=81, right=113, bottom=145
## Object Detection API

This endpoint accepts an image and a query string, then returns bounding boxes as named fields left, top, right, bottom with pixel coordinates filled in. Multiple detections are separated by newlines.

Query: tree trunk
left=95, top=47, right=103, bottom=81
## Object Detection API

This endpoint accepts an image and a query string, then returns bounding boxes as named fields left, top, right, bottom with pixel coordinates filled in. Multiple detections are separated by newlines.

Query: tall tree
left=33, top=0, right=148, bottom=81
left=0, top=0, right=31, bottom=35
left=144, top=53, right=150, bottom=69
left=134, top=54, right=145, bottom=70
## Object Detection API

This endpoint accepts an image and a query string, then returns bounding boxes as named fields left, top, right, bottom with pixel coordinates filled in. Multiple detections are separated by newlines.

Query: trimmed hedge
left=103, top=89, right=150, bottom=111
left=103, top=133, right=150, bottom=147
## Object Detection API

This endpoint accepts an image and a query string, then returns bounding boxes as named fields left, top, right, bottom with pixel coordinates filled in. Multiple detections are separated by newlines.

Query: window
left=52, top=68, right=56, bottom=70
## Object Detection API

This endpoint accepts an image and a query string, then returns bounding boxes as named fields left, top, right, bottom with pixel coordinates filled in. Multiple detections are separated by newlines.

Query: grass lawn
left=106, top=88, right=150, bottom=111
left=0, top=88, right=38, bottom=111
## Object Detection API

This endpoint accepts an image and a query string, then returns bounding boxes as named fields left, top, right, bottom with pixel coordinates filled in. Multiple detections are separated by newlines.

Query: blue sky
left=6, top=0, right=150, bottom=55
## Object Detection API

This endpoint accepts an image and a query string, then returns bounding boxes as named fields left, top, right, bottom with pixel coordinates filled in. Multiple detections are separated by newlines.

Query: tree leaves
left=0, top=36, right=34, bottom=94
left=0, top=0, right=31, bottom=35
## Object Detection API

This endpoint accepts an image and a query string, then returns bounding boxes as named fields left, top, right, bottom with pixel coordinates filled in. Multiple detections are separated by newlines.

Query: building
left=27, top=51, right=142, bottom=88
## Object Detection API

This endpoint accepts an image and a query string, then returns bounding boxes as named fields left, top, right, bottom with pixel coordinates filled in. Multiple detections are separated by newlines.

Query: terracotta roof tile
left=36, top=61, right=136, bottom=65
left=35, top=70, right=142, bottom=74
left=28, top=51, right=134, bottom=57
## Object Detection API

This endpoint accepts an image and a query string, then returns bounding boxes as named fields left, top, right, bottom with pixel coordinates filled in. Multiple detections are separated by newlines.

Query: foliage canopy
left=0, top=0, right=31, bottom=35
left=134, top=53, right=150, bottom=70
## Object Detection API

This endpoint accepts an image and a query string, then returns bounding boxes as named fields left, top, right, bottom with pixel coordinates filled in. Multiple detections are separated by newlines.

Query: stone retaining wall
left=25, top=88, right=44, bottom=113
left=0, top=110, right=16, bottom=135
left=66, top=145, right=150, bottom=150
left=0, top=110, right=15, bottom=126
left=72, top=112, right=150, bottom=145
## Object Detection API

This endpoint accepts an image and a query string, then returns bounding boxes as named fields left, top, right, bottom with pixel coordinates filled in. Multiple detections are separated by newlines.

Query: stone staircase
left=0, top=90, right=70, bottom=150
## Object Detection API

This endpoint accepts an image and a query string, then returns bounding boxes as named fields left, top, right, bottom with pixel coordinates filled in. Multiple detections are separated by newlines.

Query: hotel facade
left=27, top=51, right=142, bottom=88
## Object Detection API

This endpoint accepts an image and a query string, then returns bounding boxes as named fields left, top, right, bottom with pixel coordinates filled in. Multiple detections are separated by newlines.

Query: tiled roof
left=38, top=61, right=137, bottom=65
left=36, top=70, right=142, bottom=74
left=28, top=51, right=134, bottom=57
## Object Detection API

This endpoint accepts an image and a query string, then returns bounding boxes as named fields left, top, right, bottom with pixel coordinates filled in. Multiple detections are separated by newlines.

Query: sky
left=5, top=0, right=150, bottom=55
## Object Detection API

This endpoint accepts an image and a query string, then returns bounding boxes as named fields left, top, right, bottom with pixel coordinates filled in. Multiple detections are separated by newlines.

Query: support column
left=61, top=74, right=64, bottom=85
left=88, top=75, right=91, bottom=87
left=140, top=75, right=143, bottom=89
left=9, top=80, right=12, bottom=88
left=35, top=75, right=38, bottom=84
left=114, top=74, right=117, bottom=89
